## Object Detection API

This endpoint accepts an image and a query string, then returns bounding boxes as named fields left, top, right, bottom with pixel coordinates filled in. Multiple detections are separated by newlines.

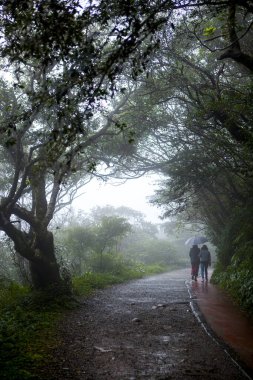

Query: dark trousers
left=191, top=263, right=199, bottom=277
left=200, top=262, right=208, bottom=279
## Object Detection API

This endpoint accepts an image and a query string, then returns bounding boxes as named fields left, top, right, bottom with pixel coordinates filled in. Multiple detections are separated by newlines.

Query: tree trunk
left=0, top=213, right=66, bottom=292
left=29, top=230, right=63, bottom=290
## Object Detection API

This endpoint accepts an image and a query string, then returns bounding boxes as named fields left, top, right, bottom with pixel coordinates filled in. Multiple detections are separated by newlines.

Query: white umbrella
left=185, top=236, right=208, bottom=246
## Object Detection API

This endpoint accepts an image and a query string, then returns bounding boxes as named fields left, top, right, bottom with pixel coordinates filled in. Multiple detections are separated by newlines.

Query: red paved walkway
left=189, top=272, right=253, bottom=373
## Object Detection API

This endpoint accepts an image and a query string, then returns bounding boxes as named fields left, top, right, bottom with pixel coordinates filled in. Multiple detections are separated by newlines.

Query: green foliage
left=124, top=237, right=178, bottom=265
left=214, top=219, right=238, bottom=268
left=88, top=252, right=129, bottom=273
left=212, top=256, right=253, bottom=316
left=72, top=263, right=176, bottom=296
left=212, top=202, right=253, bottom=316
left=73, top=272, right=124, bottom=295
left=144, top=263, right=180, bottom=274
left=55, top=213, right=132, bottom=276
left=95, top=216, right=132, bottom=254
left=0, top=282, right=29, bottom=309
left=0, top=240, right=31, bottom=285
left=203, top=26, right=216, bottom=36
left=0, top=284, right=61, bottom=380
left=213, top=202, right=253, bottom=267
left=56, top=225, right=96, bottom=275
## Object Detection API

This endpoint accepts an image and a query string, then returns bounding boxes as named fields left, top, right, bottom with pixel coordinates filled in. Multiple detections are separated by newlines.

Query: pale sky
left=72, top=175, right=164, bottom=223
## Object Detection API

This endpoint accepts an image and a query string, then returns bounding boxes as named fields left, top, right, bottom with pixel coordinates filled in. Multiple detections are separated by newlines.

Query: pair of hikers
left=189, top=244, right=211, bottom=282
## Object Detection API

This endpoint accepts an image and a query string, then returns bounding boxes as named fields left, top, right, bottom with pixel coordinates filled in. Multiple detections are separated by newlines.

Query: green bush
left=0, top=283, right=60, bottom=380
left=212, top=255, right=253, bottom=316
left=211, top=201, right=253, bottom=316
left=88, top=252, right=126, bottom=273
left=0, top=282, right=29, bottom=309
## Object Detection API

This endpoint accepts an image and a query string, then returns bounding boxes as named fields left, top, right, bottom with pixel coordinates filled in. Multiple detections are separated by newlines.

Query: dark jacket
left=189, top=245, right=200, bottom=264
left=199, top=248, right=211, bottom=265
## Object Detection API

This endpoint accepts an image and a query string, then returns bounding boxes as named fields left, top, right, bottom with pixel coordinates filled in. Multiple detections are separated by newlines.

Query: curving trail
left=43, top=269, right=253, bottom=380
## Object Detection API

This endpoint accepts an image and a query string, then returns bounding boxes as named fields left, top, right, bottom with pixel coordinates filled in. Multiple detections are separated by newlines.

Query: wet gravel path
left=44, top=269, right=251, bottom=379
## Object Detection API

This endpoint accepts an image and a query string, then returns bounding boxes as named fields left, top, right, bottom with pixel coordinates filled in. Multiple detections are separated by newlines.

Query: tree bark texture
left=29, top=230, right=63, bottom=289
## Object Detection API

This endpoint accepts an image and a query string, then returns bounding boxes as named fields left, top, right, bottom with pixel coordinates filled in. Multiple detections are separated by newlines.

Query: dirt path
left=43, top=269, right=252, bottom=380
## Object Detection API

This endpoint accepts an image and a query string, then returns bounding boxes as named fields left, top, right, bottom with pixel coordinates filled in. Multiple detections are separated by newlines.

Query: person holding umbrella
left=189, top=244, right=200, bottom=281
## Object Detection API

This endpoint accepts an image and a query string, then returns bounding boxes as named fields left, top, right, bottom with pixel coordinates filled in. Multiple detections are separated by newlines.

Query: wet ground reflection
left=189, top=274, right=253, bottom=372
left=191, top=280, right=209, bottom=294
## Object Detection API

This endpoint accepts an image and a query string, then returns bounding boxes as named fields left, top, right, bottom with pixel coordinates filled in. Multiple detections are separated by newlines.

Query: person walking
left=199, top=244, right=211, bottom=282
left=189, top=245, right=200, bottom=281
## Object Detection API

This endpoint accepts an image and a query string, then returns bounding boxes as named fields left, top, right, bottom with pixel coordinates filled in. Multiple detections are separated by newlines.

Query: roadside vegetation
left=0, top=283, right=60, bottom=380
left=211, top=205, right=253, bottom=316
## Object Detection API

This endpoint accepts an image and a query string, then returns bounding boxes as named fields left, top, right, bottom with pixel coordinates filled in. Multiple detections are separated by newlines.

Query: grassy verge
left=0, top=283, right=63, bottom=380
left=72, top=263, right=181, bottom=296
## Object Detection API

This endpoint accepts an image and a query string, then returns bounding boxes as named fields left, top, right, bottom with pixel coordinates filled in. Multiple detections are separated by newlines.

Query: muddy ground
left=41, top=269, right=252, bottom=380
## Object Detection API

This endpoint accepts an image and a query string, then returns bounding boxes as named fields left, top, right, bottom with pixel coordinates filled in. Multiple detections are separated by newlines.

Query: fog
left=72, top=175, right=164, bottom=224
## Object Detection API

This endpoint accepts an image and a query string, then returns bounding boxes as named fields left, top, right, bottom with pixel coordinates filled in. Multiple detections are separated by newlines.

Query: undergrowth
left=210, top=203, right=253, bottom=318
left=72, top=263, right=179, bottom=296
left=0, top=283, right=64, bottom=380
left=212, top=256, right=253, bottom=317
